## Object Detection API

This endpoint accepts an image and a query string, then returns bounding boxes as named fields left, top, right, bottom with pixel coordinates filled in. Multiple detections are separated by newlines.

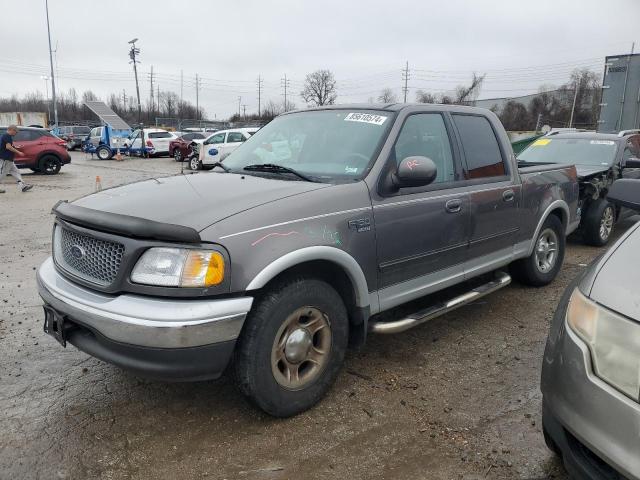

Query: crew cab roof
left=285, top=103, right=497, bottom=116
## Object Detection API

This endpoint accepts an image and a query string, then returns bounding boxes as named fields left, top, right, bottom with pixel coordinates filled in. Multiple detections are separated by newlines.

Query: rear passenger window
left=452, top=114, right=506, bottom=179
left=148, top=132, right=172, bottom=139
left=227, top=132, right=245, bottom=143
left=393, top=113, right=456, bottom=184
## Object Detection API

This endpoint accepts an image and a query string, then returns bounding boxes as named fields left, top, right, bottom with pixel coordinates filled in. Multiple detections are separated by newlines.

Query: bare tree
left=455, top=73, right=485, bottom=104
left=415, top=90, right=437, bottom=103
left=378, top=88, right=397, bottom=103
left=300, top=69, right=337, bottom=106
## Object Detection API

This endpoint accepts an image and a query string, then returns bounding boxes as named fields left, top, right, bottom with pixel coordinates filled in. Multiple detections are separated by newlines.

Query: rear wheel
left=510, top=214, right=565, bottom=286
left=234, top=277, right=348, bottom=417
left=173, top=149, right=183, bottom=162
left=582, top=199, right=615, bottom=246
left=39, top=155, right=62, bottom=175
left=96, top=145, right=112, bottom=160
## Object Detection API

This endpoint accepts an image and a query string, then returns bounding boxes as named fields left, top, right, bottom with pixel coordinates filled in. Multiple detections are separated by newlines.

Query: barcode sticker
left=344, top=112, right=388, bottom=125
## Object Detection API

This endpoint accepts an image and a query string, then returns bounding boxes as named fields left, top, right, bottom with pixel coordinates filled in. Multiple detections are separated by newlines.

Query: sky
left=1, top=0, right=639, bottom=120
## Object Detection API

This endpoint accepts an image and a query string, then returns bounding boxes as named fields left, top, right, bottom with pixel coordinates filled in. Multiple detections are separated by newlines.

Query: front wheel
left=510, top=214, right=565, bottom=286
left=189, top=156, right=201, bottom=170
left=582, top=199, right=615, bottom=246
left=173, top=149, right=183, bottom=162
left=96, top=145, right=112, bottom=160
left=234, top=277, right=348, bottom=417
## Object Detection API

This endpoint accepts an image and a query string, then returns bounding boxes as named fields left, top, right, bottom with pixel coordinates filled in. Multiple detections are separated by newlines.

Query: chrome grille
left=53, top=226, right=125, bottom=286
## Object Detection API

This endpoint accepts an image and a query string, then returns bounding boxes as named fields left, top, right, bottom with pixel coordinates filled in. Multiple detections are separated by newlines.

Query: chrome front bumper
left=37, top=257, right=253, bottom=349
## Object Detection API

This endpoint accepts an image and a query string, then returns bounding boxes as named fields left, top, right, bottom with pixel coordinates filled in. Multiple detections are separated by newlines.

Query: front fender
left=246, top=246, right=371, bottom=309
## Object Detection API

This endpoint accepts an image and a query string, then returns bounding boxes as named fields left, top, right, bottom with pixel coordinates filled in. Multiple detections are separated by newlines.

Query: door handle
left=445, top=199, right=462, bottom=213
left=14, top=144, right=23, bottom=148
left=503, top=190, right=515, bottom=202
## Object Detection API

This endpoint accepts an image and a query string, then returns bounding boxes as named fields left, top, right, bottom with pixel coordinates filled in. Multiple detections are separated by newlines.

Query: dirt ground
left=0, top=151, right=630, bottom=480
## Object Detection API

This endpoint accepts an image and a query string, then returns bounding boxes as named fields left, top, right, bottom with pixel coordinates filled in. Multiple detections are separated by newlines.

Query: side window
left=227, top=132, right=245, bottom=143
left=393, top=113, right=456, bottom=184
left=14, top=130, right=38, bottom=141
left=182, top=133, right=195, bottom=141
left=209, top=133, right=226, bottom=144
left=452, top=114, right=506, bottom=179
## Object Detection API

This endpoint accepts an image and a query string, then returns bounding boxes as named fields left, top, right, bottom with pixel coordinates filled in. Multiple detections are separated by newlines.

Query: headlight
left=567, top=288, right=640, bottom=401
left=131, top=247, right=224, bottom=288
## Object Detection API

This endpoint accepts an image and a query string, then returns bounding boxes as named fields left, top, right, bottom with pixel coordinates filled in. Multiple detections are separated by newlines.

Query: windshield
left=518, top=137, right=618, bottom=166
left=222, top=110, right=394, bottom=182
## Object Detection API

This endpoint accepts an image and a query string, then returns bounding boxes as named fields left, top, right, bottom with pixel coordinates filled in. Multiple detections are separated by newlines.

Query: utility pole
left=242, top=104, right=247, bottom=119
left=238, top=96, right=242, bottom=117
left=257, top=75, right=263, bottom=117
left=122, top=89, right=127, bottom=108
left=180, top=69, right=184, bottom=103
left=41, top=75, right=51, bottom=124
left=128, top=38, right=142, bottom=123
left=281, top=74, right=290, bottom=111
left=157, top=83, right=160, bottom=122
left=45, top=0, right=58, bottom=126
left=402, top=61, right=410, bottom=103
left=149, top=66, right=154, bottom=115
left=535, top=112, right=543, bottom=132
left=195, top=74, right=200, bottom=120
left=569, top=80, right=579, bottom=128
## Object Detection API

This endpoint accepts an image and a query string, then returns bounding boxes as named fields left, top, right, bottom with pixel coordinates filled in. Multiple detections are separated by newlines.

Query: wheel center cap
left=284, top=328, right=312, bottom=364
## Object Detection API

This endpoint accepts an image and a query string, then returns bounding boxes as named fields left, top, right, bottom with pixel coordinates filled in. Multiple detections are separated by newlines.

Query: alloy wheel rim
left=535, top=228, right=558, bottom=273
left=190, top=158, right=198, bottom=170
left=271, top=306, right=332, bottom=390
left=175, top=151, right=182, bottom=161
left=600, top=207, right=614, bottom=240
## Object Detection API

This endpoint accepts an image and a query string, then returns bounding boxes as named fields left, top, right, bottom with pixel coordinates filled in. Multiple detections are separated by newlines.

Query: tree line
left=0, top=67, right=601, bottom=130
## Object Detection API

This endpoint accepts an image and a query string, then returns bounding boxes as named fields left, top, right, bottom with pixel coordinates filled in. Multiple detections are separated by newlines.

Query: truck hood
left=575, top=164, right=610, bottom=179
left=73, top=173, right=329, bottom=232
left=588, top=221, right=640, bottom=321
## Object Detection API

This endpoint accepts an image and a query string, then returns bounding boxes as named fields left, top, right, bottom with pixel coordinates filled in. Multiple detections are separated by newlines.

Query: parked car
left=57, top=125, right=91, bottom=151
left=37, top=104, right=578, bottom=417
left=126, top=128, right=177, bottom=157
left=541, top=178, right=640, bottom=480
left=0, top=126, right=70, bottom=174
left=517, top=129, right=640, bottom=246
left=169, top=132, right=207, bottom=162
left=193, top=127, right=258, bottom=170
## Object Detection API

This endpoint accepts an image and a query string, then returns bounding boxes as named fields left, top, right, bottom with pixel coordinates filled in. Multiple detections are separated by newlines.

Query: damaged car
left=518, top=130, right=640, bottom=245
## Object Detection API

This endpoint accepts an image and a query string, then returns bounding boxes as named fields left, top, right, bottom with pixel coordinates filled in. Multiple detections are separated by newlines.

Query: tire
left=96, top=145, right=113, bottom=160
left=30, top=167, right=41, bottom=173
left=189, top=156, right=202, bottom=170
left=582, top=198, right=615, bottom=247
left=234, top=277, right=349, bottom=417
left=39, top=155, right=62, bottom=175
left=510, top=214, right=565, bottom=287
left=173, top=149, right=183, bottom=162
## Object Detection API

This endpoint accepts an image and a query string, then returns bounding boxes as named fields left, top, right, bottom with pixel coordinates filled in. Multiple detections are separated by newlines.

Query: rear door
left=450, top=113, right=521, bottom=277
left=373, top=112, right=470, bottom=310
left=222, top=131, right=247, bottom=160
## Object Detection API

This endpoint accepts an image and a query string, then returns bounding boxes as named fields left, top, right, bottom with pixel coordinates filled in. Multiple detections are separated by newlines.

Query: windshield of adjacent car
left=518, top=137, right=618, bottom=166
left=222, top=110, right=394, bottom=182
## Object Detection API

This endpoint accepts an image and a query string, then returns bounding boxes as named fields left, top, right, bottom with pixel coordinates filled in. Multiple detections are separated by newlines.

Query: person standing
left=0, top=125, right=33, bottom=193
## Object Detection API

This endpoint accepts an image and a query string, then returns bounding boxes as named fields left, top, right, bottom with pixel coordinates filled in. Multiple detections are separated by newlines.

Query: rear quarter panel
left=518, top=164, right=579, bottom=243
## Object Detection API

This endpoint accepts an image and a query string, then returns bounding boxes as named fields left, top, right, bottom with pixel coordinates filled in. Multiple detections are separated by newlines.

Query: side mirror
left=624, top=157, right=640, bottom=168
left=608, top=179, right=640, bottom=211
left=392, top=156, right=437, bottom=189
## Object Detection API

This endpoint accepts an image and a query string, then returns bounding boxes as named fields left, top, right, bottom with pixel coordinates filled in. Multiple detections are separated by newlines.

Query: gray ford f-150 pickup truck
left=38, top=104, right=579, bottom=416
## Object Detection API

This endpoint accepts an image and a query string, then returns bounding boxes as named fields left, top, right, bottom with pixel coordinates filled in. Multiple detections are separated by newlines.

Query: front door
left=449, top=113, right=520, bottom=276
left=13, top=129, right=41, bottom=166
left=202, top=132, right=226, bottom=163
left=373, top=112, right=470, bottom=311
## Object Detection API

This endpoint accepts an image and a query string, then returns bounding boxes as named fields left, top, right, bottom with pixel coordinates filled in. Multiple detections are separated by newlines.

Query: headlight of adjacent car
left=567, top=288, right=640, bottom=401
left=131, top=247, right=224, bottom=288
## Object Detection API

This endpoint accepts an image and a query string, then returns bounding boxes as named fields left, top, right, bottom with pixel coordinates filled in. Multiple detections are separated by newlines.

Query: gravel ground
left=0, top=151, right=630, bottom=479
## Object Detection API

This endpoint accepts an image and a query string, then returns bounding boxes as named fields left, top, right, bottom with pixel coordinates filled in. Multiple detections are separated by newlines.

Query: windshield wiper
left=243, top=163, right=317, bottom=182
left=210, top=161, right=231, bottom=172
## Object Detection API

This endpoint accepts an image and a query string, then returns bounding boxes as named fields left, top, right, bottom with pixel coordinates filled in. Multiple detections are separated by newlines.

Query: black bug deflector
left=52, top=201, right=201, bottom=243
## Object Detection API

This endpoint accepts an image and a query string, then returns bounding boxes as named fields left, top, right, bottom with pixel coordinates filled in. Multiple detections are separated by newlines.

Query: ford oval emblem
left=208, top=148, right=218, bottom=156
left=70, top=245, right=86, bottom=260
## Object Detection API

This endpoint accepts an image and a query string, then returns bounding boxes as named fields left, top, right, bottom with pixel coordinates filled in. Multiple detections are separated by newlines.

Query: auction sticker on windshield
left=590, top=140, right=615, bottom=145
left=532, top=138, right=551, bottom=146
left=344, top=112, right=388, bottom=125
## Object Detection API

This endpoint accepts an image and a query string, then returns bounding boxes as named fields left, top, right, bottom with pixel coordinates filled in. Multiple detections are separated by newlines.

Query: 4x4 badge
left=348, top=217, right=371, bottom=233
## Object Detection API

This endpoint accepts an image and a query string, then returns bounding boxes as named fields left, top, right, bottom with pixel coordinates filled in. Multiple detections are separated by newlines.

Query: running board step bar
left=369, top=271, right=511, bottom=334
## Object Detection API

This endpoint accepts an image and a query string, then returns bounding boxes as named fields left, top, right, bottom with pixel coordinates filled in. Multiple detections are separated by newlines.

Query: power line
left=402, top=61, right=410, bottom=103
left=257, top=75, right=263, bottom=117
left=281, top=74, right=291, bottom=111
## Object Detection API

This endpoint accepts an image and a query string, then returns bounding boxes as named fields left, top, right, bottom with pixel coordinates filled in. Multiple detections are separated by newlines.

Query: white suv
left=128, top=128, right=177, bottom=156
left=194, top=127, right=258, bottom=170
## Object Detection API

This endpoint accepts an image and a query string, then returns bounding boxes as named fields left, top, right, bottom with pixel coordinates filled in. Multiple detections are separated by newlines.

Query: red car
left=0, top=126, right=71, bottom=175
left=169, top=132, right=207, bottom=161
